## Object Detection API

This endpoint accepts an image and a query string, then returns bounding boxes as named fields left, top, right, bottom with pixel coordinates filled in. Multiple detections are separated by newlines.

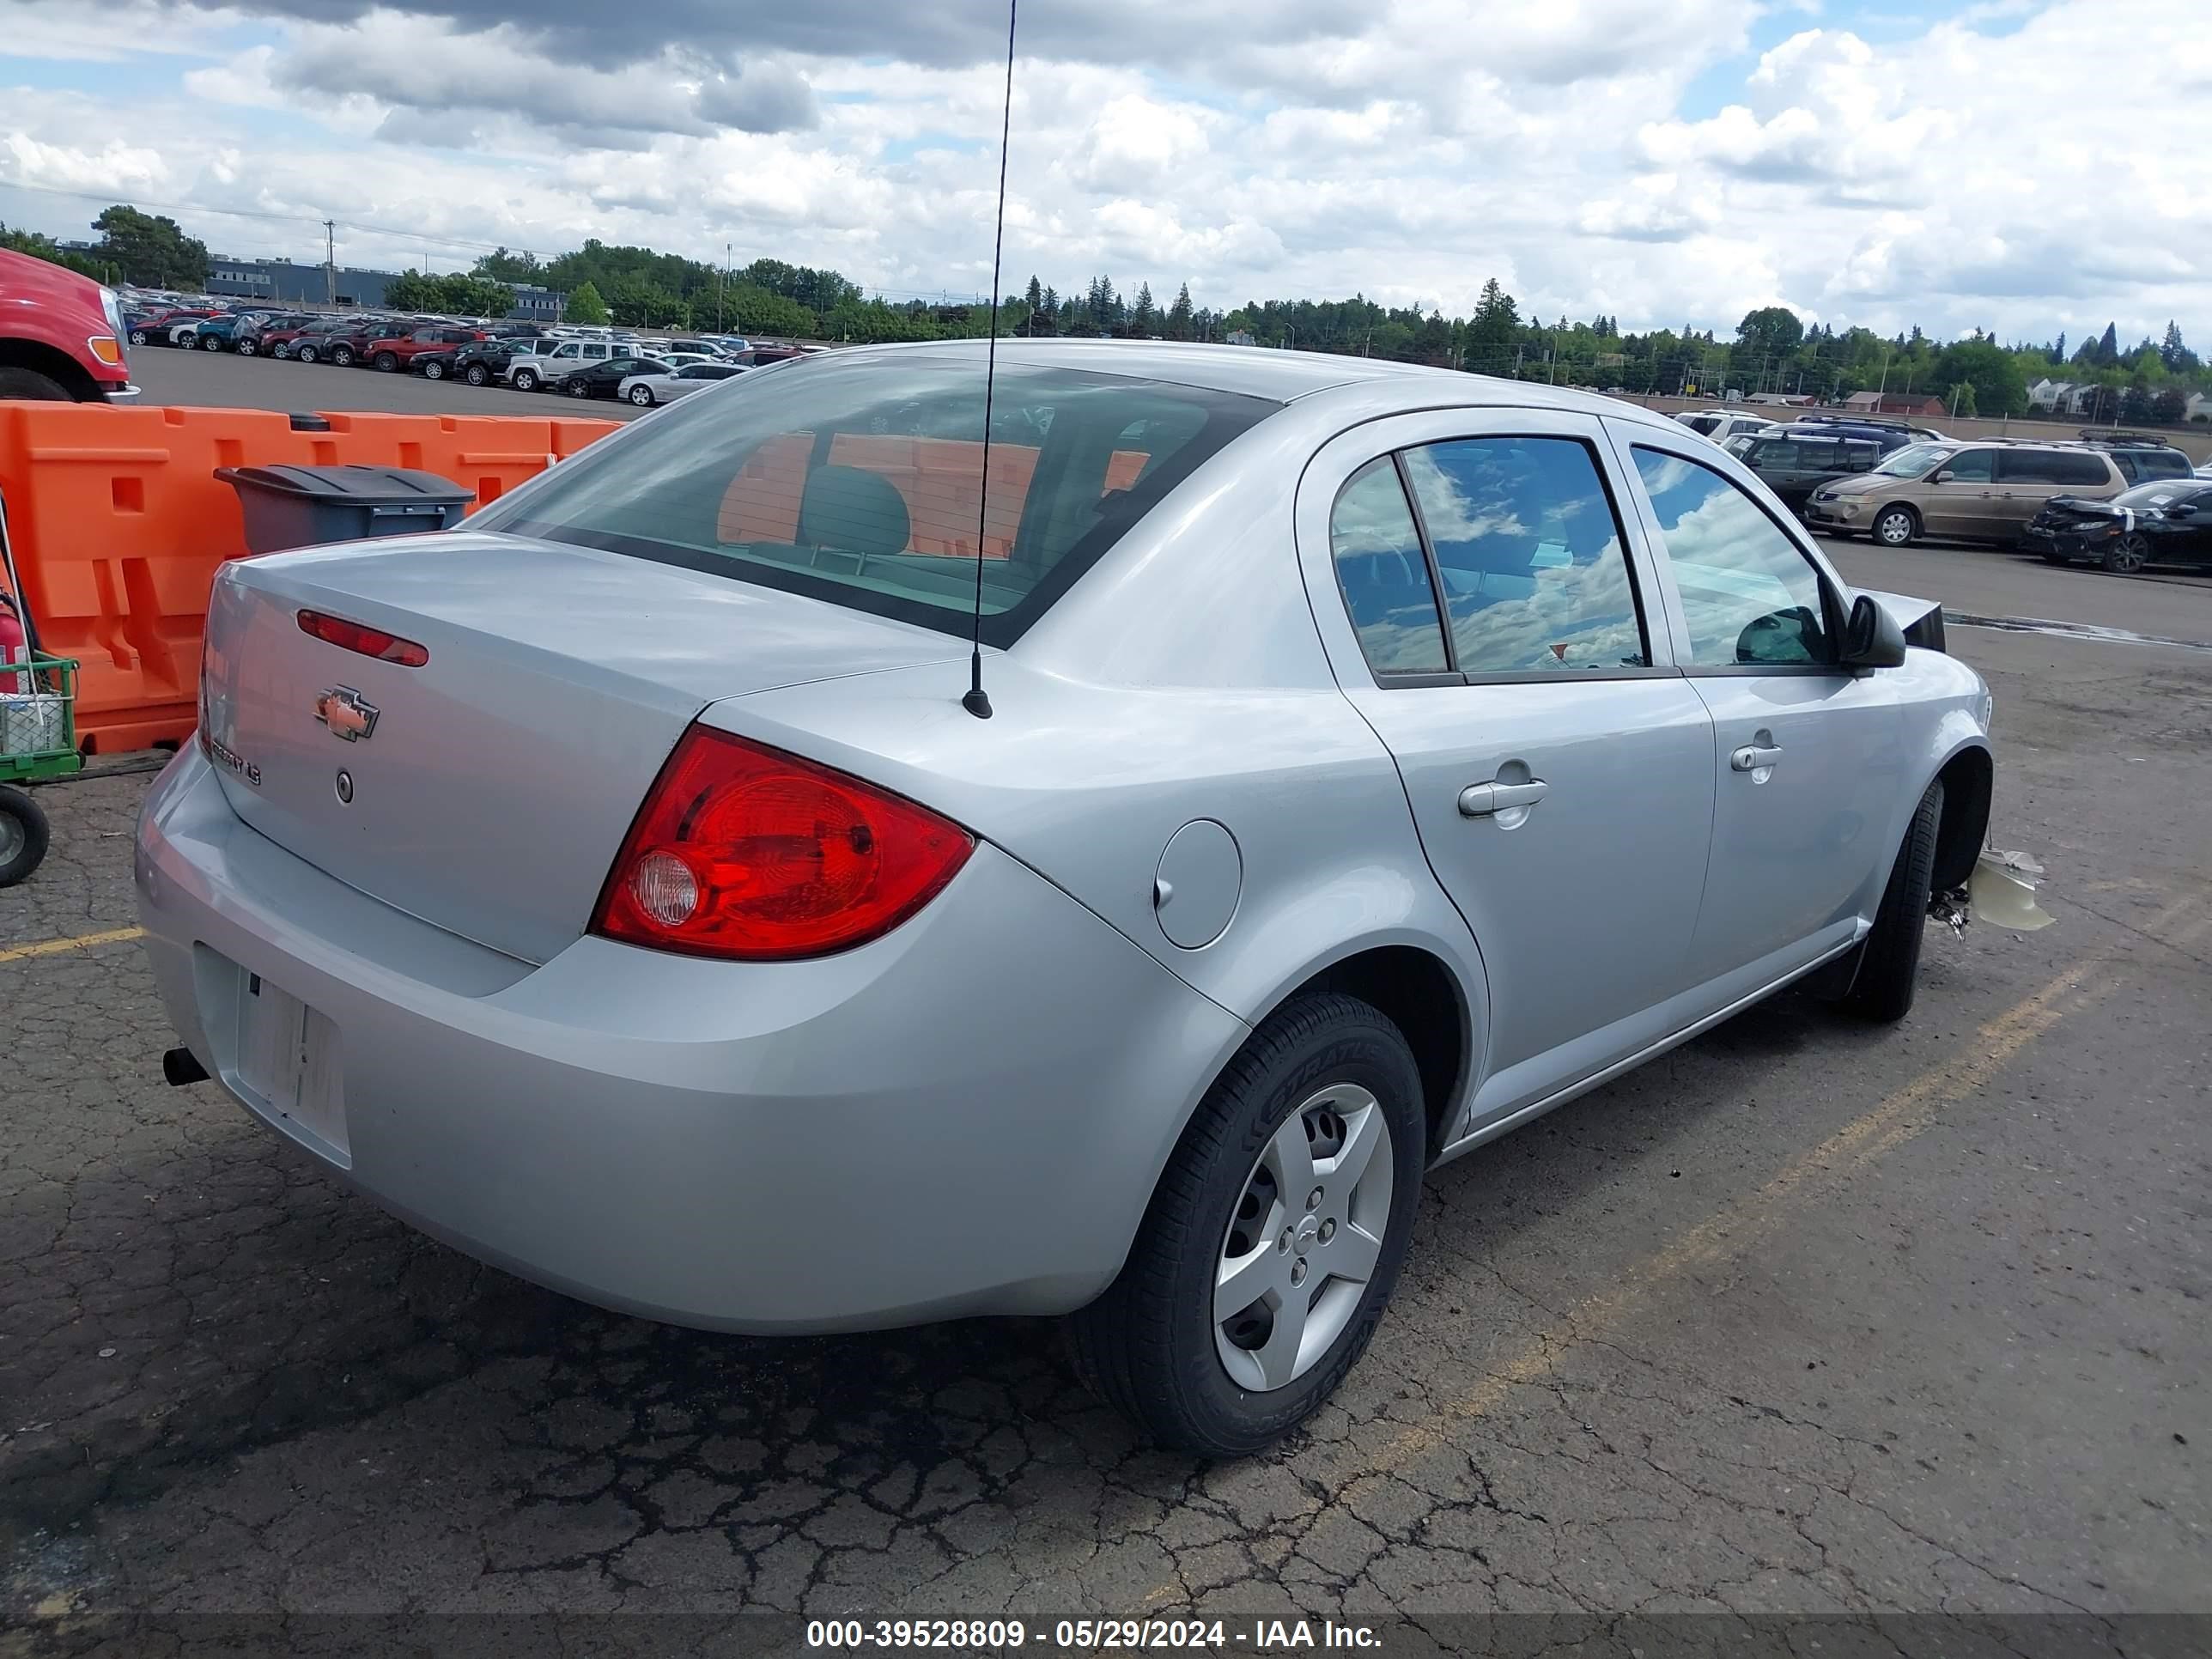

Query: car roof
left=820, top=337, right=1680, bottom=422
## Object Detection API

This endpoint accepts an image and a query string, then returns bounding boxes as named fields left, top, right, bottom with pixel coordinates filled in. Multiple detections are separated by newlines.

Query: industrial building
left=204, top=256, right=564, bottom=320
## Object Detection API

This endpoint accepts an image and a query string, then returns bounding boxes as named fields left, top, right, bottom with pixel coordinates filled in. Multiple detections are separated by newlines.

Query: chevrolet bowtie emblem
left=314, top=686, right=379, bottom=743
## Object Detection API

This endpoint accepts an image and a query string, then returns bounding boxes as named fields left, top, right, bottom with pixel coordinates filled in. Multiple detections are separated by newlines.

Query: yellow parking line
left=0, top=926, right=147, bottom=964
left=1139, top=892, right=2204, bottom=1606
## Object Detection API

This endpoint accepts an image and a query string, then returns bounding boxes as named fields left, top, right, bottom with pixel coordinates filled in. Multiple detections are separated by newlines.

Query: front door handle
left=1730, top=744, right=1784, bottom=772
left=1458, top=779, right=1549, bottom=818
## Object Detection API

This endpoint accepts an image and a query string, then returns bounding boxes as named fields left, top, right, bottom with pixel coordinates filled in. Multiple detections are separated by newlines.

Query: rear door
left=1998, top=448, right=2117, bottom=532
left=1920, top=446, right=1999, bottom=538
left=1296, top=410, right=1717, bottom=1117
left=1612, top=428, right=1904, bottom=984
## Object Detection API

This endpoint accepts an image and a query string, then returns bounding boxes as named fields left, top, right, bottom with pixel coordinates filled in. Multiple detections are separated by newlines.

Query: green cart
left=1, top=653, right=81, bottom=886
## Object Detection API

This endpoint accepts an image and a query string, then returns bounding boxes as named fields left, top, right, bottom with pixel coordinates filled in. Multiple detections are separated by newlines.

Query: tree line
left=5, top=205, right=2206, bottom=422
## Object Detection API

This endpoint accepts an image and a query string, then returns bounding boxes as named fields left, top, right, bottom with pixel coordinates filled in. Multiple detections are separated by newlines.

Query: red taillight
left=591, top=726, right=975, bottom=961
left=297, top=609, right=429, bottom=667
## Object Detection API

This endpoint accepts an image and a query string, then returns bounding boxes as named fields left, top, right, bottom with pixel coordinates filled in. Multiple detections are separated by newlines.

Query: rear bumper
left=2021, top=525, right=2111, bottom=555
left=136, top=748, right=1246, bottom=1333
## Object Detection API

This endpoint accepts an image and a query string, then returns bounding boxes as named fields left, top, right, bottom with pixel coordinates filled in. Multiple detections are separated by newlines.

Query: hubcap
left=1880, top=513, right=1910, bottom=544
left=1214, top=1082, right=1394, bottom=1393
left=2112, top=535, right=2148, bottom=572
left=0, top=813, right=22, bottom=865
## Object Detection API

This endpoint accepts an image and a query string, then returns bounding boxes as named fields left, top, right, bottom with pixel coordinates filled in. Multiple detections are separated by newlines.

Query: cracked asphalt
left=3, top=540, right=2208, bottom=1654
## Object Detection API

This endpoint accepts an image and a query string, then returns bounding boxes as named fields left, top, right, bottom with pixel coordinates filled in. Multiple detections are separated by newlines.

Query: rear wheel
left=1065, top=991, right=1425, bottom=1457
left=566, top=377, right=592, bottom=398
left=1871, top=504, right=1919, bottom=548
left=511, top=368, right=538, bottom=392
left=422, top=360, right=446, bottom=380
left=465, top=363, right=489, bottom=386
left=236, top=339, right=257, bottom=356
left=1844, top=778, right=1943, bottom=1024
left=373, top=351, right=398, bottom=373
left=2101, top=532, right=2150, bottom=574
left=628, top=385, right=653, bottom=406
left=0, top=785, right=51, bottom=887
left=331, top=345, right=356, bottom=368
left=128, top=329, right=149, bottom=346
left=296, top=344, right=319, bottom=365
left=270, top=343, right=291, bottom=360
left=0, top=368, right=76, bottom=401
left=200, top=334, right=224, bottom=350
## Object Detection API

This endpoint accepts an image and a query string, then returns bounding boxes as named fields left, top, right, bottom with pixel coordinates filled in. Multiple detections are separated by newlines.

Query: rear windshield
left=481, top=355, right=1276, bottom=646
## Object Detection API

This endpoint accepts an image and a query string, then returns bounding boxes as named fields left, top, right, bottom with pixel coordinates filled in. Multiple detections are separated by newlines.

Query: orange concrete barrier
left=0, top=404, right=620, bottom=753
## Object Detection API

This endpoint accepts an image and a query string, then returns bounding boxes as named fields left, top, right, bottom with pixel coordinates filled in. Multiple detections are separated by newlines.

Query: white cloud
left=0, top=0, right=2207, bottom=346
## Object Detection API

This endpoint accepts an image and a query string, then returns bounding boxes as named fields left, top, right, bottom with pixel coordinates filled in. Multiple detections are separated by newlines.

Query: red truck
left=0, top=246, right=137, bottom=403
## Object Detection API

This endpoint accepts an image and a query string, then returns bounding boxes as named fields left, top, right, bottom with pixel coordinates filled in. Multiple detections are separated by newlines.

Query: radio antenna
left=961, top=0, right=1018, bottom=720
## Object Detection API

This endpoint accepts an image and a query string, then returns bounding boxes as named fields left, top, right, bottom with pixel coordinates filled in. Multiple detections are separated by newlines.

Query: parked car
left=262, top=318, right=353, bottom=362
left=407, top=338, right=527, bottom=385
left=1790, top=415, right=1929, bottom=451
left=617, top=361, right=746, bottom=406
left=560, top=354, right=676, bottom=398
left=313, top=319, right=406, bottom=369
left=1735, top=428, right=1885, bottom=511
left=1804, top=440, right=2127, bottom=547
left=143, top=342, right=1993, bottom=1457
left=1674, top=410, right=1779, bottom=447
left=363, top=325, right=488, bottom=374
left=233, top=312, right=316, bottom=356
left=2025, top=477, right=2212, bottom=573
left=186, top=311, right=277, bottom=352
left=2072, top=432, right=2194, bottom=484
left=0, top=246, right=135, bottom=402
left=127, top=308, right=216, bottom=346
left=506, top=337, right=631, bottom=392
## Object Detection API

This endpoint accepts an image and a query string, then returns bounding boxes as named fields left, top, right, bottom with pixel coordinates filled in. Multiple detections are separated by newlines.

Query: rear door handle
left=1731, top=744, right=1784, bottom=772
left=1458, top=779, right=1549, bottom=817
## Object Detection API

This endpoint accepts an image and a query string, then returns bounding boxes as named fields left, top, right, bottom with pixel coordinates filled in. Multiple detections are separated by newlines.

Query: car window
left=1843, top=443, right=1879, bottom=472
left=1329, top=459, right=1450, bottom=675
left=2136, top=450, right=2190, bottom=479
left=551, top=343, right=578, bottom=359
left=1400, top=437, right=1647, bottom=674
left=1631, top=447, right=1832, bottom=668
left=1942, top=449, right=1996, bottom=483
left=482, top=357, right=1274, bottom=647
left=1749, top=441, right=1796, bottom=468
left=2001, top=450, right=2106, bottom=487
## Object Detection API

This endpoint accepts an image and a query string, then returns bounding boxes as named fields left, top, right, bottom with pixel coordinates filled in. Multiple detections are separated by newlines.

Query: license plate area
left=213, top=957, right=349, bottom=1166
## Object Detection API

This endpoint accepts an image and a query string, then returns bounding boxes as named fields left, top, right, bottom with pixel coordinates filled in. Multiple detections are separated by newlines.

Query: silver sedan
left=618, top=360, right=746, bottom=407
left=139, top=341, right=1994, bottom=1456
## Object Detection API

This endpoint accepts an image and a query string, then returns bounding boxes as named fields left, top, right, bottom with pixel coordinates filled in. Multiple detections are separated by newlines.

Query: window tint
left=1329, top=459, right=1449, bottom=675
left=2000, top=450, right=2106, bottom=487
left=1631, top=448, right=1832, bottom=668
left=1843, top=443, right=1879, bottom=472
left=1749, top=441, right=1796, bottom=468
left=1401, top=437, right=1647, bottom=673
left=1942, top=449, right=1995, bottom=483
left=483, top=357, right=1273, bottom=647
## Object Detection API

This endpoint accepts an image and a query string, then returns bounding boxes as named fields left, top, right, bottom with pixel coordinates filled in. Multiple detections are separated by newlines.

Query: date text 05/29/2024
left=805, top=1619, right=1383, bottom=1650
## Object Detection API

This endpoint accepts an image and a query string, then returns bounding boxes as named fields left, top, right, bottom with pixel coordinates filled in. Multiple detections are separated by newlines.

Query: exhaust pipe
left=162, top=1047, right=210, bottom=1087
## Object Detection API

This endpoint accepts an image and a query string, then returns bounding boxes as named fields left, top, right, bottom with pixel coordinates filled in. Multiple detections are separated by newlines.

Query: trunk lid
left=199, top=530, right=961, bottom=963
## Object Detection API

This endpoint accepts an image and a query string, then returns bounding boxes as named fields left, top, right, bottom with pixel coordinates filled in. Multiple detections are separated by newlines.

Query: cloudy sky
left=3, top=0, right=2207, bottom=343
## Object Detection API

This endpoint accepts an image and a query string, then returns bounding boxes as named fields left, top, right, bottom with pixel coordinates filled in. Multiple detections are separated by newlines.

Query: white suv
left=507, top=339, right=624, bottom=392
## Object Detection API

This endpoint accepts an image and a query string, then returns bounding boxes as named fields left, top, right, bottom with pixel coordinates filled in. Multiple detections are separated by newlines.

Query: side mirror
left=1930, top=469, right=1954, bottom=483
left=1840, top=592, right=1907, bottom=670
left=2167, top=501, right=2198, bottom=519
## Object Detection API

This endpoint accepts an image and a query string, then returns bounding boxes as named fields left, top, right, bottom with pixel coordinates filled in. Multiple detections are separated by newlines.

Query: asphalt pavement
left=2, top=385, right=2208, bottom=1651
left=124, top=340, right=652, bottom=421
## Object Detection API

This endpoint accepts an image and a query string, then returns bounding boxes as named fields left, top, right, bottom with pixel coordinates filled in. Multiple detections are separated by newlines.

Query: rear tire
left=566, top=377, right=591, bottom=398
left=331, top=345, right=355, bottom=368
left=1844, top=778, right=1943, bottom=1024
left=373, top=351, right=398, bottom=373
left=296, top=345, right=319, bottom=365
left=1872, top=504, right=1919, bottom=548
left=199, top=334, right=222, bottom=350
left=511, top=368, right=538, bottom=392
left=422, top=361, right=446, bottom=380
left=465, top=363, right=489, bottom=386
left=1065, top=991, right=1425, bottom=1457
left=629, top=385, right=653, bottom=406
left=0, top=785, right=51, bottom=887
left=129, top=329, right=149, bottom=346
left=0, top=368, right=76, bottom=401
left=236, top=340, right=257, bottom=356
